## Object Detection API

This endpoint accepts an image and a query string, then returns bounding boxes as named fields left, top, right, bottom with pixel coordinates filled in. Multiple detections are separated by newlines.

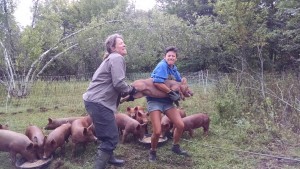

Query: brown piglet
left=25, top=125, right=45, bottom=159
left=126, top=106, right=149, bottom=123
left=70, top=116, right=97, bottom=156
left=127, top=106, right=149, bottom=133
left=126, top=106, right=137, bottom=118
left=43, top=123, right=71, bottom=159
left=160, top=108, right=186, bottom=138
left=135, top=106, right=149, bottom=124
left=161, top=115, right=172, bottom=138
left=0, top=124, right=9, bottom=130
left=0, top=130, right=38, bottom=165
left=182, top=113, right=210, bottom=138
left=115, top=113, right=146, bottom=143
left=120, top=77, right=193, bottom=104
left=44, top=116, right=84, bottom=130
left=178, top=108, right=186, bottom=118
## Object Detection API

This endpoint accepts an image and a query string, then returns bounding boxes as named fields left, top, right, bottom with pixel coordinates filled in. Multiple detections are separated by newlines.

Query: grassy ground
left=1, top=83, right=300, bottom=169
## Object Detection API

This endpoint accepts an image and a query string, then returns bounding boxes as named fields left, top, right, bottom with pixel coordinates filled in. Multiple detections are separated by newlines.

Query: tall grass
left=214, top=73, right=300, bottom=133
left=0, top=81, right=88, bottom=113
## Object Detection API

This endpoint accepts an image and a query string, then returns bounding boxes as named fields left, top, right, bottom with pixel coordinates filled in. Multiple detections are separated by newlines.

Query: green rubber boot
left=95, top=150, right=111, bottom=169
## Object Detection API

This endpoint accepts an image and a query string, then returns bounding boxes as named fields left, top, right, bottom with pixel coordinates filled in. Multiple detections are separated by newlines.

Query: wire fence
left=0, top=71, right=216, bottom=111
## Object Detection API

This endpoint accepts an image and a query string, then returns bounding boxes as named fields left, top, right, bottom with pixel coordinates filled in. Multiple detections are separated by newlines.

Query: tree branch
left=0, top=40, right=15, bottom=88
left=36, top=43, right=78, bottom=77
left=244, top=86, right=300, bottom=112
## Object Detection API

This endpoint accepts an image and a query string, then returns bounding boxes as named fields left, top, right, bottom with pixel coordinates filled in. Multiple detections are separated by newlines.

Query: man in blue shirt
left=147, top=46, right=189, bottom=162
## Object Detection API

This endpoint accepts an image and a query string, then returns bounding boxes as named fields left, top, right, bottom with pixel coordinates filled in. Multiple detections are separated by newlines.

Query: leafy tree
left=191, top=15, right=226, bottom=72
left=156, top=0, right=216, bottom=24
left=272, top=0, right=300, bottom=72
left=0, top=0, right=23, bottom=97
left=121, top=9, right=194, bottom=72
left=214, top=0, right=270, bottom=71
left=0, top=0, right=129, bottom=97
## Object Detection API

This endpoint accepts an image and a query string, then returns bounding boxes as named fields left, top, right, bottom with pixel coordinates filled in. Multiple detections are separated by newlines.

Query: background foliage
left=1, top=0, right=299, bottom=79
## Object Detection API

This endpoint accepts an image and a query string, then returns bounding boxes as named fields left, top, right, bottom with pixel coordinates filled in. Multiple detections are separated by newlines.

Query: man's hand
left=127, top=95, right=135, bottom=101
left=121, top=86, right=137, bottom=97
left=129, top=86, right=137, bottom=96
left=168, top=90, right=180, bottom=102
left=126, top=86, right=137, bottom=101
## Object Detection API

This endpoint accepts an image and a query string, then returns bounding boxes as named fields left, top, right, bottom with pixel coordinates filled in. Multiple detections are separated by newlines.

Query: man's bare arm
left=153, top=83, right=172, bottom=94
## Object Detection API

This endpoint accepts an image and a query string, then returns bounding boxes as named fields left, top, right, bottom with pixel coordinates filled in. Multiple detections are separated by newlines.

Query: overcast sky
left=14, top=0, right=156, bottom=27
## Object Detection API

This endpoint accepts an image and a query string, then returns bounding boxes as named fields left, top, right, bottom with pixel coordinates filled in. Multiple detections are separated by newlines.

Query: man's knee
left=174, top=121, right=184, bottom=131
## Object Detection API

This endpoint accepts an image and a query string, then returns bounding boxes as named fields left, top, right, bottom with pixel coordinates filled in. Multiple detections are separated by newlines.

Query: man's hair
left=165, top=46, right=179, bottom=57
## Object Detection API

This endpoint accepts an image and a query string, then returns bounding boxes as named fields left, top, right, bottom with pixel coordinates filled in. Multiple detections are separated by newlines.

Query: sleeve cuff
left=153, top=78, right=165, bottom=83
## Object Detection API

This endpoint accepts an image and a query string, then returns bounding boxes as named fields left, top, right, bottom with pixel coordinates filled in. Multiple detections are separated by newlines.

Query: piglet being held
left=182, top=113, right=210, bottom=138
left=43, top=123, right=71, bottom=159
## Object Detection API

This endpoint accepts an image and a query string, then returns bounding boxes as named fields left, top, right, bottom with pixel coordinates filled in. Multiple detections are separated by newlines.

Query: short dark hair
left=165, top=46, right=178, bottom=56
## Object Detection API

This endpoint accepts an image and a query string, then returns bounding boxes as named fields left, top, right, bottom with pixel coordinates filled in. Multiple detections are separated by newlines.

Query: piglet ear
left=127, top=107, right=131, bottom=111
left=50, top=139, right=56, bottom=146
left=48, top=118, right=53, bottom=123
left=33, top=136, right=38, bottom=144
left=26, top=143, right=34, bottom=150
left=43, top=136, right=47, bottom=145
left=83, top=128, right=88, bottom=135
left=136, top=125, right=141, bottom=131
left=134, top=107, right=138, bottom=111
left=137, top=112, right=142, bottom=117
left=162, top=124, right=169, bottom=129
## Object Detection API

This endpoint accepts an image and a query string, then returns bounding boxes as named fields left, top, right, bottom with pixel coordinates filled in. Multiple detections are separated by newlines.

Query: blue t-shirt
left=147, top=59, right=182, bottom=103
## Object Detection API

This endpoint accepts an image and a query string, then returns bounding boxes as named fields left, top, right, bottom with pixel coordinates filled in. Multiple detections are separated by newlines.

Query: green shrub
left=214, top=79, right=245, bottom=121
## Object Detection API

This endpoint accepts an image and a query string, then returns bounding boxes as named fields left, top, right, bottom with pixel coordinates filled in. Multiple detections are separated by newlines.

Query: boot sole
left=108, top=162, right=125, bottom=167
left=172, top=151, right=191, bottom=157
